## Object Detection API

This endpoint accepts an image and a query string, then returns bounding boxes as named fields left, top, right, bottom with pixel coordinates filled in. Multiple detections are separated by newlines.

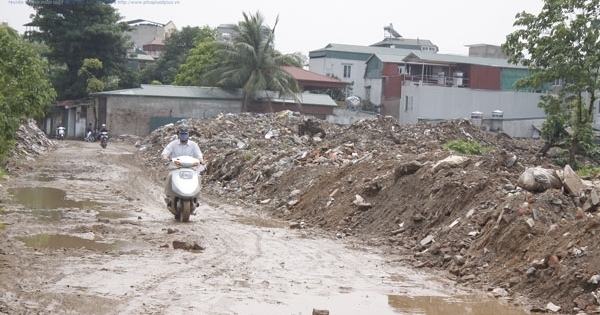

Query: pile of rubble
left=4, top=120, right=56, bottom=173
left=136, top=112, right=600, bottom=313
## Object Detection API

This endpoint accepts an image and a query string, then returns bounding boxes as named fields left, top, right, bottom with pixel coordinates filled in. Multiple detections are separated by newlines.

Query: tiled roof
left=282, top=66, right=348, bottom=88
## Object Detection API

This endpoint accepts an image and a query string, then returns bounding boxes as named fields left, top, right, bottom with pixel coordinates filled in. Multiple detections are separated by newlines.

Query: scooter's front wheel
left=180, top=200, right=191, bottom=222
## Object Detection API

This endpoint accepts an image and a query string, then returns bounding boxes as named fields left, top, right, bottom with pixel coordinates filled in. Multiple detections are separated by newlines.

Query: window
left=404, top=96, right=413, bottom=111
left=343, top=64, right=352, bottom=78
left=420, top=46, right=438, bottom=52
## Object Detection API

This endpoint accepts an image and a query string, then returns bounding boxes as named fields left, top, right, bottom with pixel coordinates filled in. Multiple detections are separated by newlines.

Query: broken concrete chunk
left=394, top=160, right=423, bottom=180
left=591, top=189, right=600, bottom=206
left=517, top=167, right=562, bottom=193
left=431, top=155, right=470, bottom=173
left=562, top=165, right=585, bottom=197
left=420, top=235, right=434, bottom=246
left=545, top=302, right=561, bottom=312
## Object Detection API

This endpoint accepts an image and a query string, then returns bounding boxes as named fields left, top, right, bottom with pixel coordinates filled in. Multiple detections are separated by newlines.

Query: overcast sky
left=2, top=0, right=544, bottom=56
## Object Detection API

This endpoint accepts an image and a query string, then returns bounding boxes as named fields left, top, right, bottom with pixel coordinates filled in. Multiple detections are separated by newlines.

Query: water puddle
left=96, top=210, right=135, bottom=219
left=18, top=234, right=131, bottom=251
left=387, top=294, right=529, bottom=315
left=24, top=173, right=56, bottom=182
left=235, top=215, right=289, bottom=229
left=231, top=291, right=529, bottom=315
left=8, top=187, right=102, bottom=210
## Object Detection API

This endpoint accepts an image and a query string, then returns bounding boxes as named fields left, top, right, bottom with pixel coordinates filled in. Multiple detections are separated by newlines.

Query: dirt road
left=0, top=140, right=531, bottom=315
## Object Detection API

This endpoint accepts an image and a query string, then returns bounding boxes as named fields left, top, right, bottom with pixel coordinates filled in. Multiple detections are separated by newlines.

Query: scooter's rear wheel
left=180, top=200, right=191, bottom=222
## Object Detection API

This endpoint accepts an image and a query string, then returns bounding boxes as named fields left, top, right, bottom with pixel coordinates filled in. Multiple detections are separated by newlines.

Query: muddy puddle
left=229, top=291, right=529, bottom=315
left=18, top=234, right=133, bottom=251
left=387, top=294, right=529, bottom=314
left=96, top=210, right=137, bottom=219
left=8, top=187, right=103, bottom=209
left=235, top=215, right=289, bottom=228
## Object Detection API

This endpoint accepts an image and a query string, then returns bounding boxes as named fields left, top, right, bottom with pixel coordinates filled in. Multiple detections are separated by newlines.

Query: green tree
left=78, top=58, right=108, bottom=126
left=203, top=11, right=300, bottom=112
left=173, top=33, right=221, bottom=86
left=26, top=0, right=130, bottom=100
left=0, top=26, right=56, bottom=160
left=141, top=26, right=216, bottom=85
left=503, top=0, right=600, bottom=167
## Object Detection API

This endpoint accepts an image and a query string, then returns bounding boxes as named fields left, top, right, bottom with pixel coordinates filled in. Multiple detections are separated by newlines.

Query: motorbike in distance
left=165, top=156, right=203, bottom=222
left=85, top=130, right=96, bottom=142
left=99, top=131, right=108, bottom=148
left=56, top=126, right=65, bottom=140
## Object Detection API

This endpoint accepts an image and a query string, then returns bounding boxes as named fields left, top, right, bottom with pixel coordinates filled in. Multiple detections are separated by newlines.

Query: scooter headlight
left=178, top=170, right=194, bottom=179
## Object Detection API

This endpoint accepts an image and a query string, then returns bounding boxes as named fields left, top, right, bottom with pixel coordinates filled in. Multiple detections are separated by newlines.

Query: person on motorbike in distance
left=161, top=123, right=204, bottom=207
left=97, top=123, right=108, bottom=141
left=86, top=123, right=94, bottom=140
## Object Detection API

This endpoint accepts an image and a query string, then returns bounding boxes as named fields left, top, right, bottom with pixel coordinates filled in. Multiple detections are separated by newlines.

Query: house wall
left=382, top=99, right=400, bottom=121
left=469, top=65, right=501, bottom=90
left=310, top=57, right=365, bottom=99
left=102, top=96, right=241, bottom=136
left=127, top=24, right=165, bottom=49
left=383, top=75, right=403, bottom=100
left=397, top=83, right=546, bottom=138
left=365, top=78, right=383, bottom=105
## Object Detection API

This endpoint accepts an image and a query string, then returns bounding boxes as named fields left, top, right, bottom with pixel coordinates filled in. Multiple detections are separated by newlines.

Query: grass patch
left=242, top=150, right=254, bottom=161
left=444, top=139, right=490, bottom=156
left=576, top=167, right=600, bottom=178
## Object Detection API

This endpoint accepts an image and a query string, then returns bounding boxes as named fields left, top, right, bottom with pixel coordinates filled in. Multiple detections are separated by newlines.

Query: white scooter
left=165, top=156, right=203, bottom=222
left=56, top=126, right=65, bottom=140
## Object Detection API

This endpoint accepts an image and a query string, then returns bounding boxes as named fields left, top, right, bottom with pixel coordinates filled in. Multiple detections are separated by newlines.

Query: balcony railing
left=403, top=74, right=469, bottom=88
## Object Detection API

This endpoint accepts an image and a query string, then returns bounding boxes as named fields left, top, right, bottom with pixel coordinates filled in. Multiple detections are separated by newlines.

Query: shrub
left=444, top=139, right=488, bottom=155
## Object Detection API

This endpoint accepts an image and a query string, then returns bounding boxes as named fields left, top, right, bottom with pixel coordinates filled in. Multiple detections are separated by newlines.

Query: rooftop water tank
left=491, top=110, right=504, bottom=131
left=470, top=111, right=483, bottom=126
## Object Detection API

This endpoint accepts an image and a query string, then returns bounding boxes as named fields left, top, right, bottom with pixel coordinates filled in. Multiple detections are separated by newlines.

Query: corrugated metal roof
left=255, top=91, right=337, bottom=107
left=311, top=43, right=416, bottom=56
left=370, top=37, right=438, bottom=48
left=404, top=51, right=525, bottom=68
left=96, top=85, right=337, bottom=107
left=371, top=53, right=411, bottom=63
left=96, top=85, right=243, bottom=99
left=311, top=43, right=524, bottom=68
left=296, top=93, right=338, bottom=107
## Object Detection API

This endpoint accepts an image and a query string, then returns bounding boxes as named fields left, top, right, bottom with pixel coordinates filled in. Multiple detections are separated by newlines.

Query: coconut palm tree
left=204, top=11, right=300, bottom=112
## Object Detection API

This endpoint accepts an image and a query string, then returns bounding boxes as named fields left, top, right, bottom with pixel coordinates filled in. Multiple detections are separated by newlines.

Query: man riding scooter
left=161, top=123, right=204, bottom=212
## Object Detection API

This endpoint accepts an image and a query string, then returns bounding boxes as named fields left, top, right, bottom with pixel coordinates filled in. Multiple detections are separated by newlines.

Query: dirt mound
left=134, top=112, right=600, bottom=313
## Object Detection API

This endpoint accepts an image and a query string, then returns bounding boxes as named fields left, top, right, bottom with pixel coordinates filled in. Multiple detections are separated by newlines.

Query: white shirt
left=161, top=139, right=203, bottom=161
